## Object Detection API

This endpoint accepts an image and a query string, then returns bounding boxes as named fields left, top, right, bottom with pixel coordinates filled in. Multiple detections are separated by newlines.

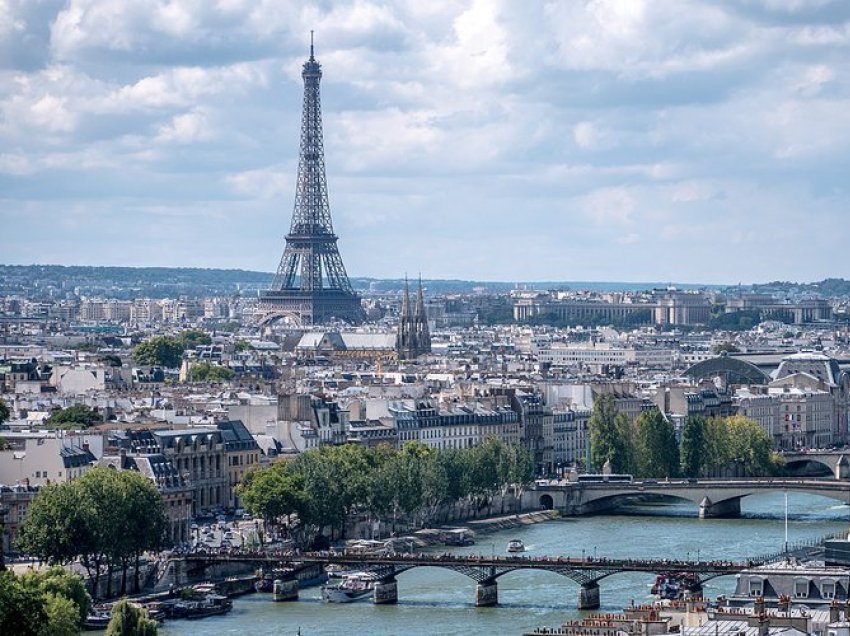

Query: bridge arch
left=539, top=494, right=554, bottom=510
left=257, top=311, right=303, bottom=327
left=783, top=457, right=835, bottom=477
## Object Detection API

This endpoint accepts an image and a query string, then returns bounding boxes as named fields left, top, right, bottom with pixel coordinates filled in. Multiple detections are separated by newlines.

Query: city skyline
left=2, top=1, right=850, bottom=284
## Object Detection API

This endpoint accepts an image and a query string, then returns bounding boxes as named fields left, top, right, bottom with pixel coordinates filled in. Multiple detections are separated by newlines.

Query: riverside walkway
left=177, top=534, right=836, bottom=609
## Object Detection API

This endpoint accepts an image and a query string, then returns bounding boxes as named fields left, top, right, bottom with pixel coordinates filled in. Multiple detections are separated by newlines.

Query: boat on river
left=161, top=593, right=232, bottom=619
left=507, top=539, right=525, bottom=553
left=321, top=572, right=376, bottom=603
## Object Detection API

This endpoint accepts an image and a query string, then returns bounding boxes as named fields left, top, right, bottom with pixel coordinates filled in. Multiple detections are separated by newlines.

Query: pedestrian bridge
left=525, top=478, right=850, bottom=518
left=176, top=536, right=830, bottom=610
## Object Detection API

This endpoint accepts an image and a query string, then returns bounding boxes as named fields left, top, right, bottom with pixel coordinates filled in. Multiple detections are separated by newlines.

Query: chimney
left=754, top=596, right=765, bottom=616
left=757, top=612, right=770, bottom=636
left=778, top=594, right=790, bottom=614
left=831, top=600, right=841, bottom=624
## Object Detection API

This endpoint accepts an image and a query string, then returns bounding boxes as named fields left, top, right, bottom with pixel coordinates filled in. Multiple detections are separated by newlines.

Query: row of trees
left=589, top=394, right=781, bottom=478
left=0, top=566, right=90, bottom=636
left=238, top=439, right=533, bottom=541
left=17, top=468, right=169, bottom=598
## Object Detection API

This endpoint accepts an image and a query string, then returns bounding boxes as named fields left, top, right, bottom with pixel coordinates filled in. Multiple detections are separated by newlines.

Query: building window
left=748, top=578, right=763, bottom=597
left=822, top=582, right=836, bottom=599
left=794, top=580, right=809, bottom=598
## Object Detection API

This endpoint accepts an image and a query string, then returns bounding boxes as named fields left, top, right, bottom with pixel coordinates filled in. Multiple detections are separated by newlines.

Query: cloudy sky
left=2, top=1, right=849, bottom=284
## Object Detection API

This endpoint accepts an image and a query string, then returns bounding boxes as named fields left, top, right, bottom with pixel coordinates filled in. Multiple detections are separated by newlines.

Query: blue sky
left=1, top=0, right=849, bottom=284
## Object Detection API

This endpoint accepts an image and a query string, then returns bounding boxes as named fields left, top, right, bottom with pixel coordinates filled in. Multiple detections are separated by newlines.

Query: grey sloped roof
left=686, top=356, right=770, bottom=384
left=60, top=445, right=96, bottom=468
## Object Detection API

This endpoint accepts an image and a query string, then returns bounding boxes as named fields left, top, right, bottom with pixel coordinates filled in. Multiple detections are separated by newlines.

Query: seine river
left=161, top=493, right=850, bottom=636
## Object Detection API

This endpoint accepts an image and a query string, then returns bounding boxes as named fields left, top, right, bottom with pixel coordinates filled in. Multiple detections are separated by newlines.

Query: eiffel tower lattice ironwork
left=259, top=36, right=364, bottom=325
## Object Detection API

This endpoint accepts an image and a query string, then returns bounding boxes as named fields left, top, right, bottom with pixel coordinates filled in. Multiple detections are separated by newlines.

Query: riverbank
left=404, top=509, right=560, bottom=548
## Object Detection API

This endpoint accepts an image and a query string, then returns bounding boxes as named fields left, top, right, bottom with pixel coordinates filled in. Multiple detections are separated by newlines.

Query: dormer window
left=794, top=579, right=809, bottom=598
left=748, top=579, right=764, bottom=596
left=822, top=581, right=836, bottom=599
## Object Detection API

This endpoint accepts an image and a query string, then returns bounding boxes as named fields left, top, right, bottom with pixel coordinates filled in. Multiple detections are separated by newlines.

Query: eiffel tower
left=259, top=36, right=364, bottom=325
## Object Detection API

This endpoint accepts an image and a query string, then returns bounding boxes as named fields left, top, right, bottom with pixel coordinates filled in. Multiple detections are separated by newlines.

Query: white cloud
left=155, top=108, right=213, bottom=143
left=1, top=0, right=850, bottom=282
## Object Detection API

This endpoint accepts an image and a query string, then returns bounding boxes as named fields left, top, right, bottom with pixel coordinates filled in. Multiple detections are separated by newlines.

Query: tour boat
left=507, top=539, right=525, bottom=553
left=321, top=572, right=376, bottom=603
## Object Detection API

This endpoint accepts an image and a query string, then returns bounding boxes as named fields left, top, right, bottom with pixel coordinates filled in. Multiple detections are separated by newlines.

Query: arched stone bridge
left=782, top=451, right=850, bottom=478
left=525, top=478, right=850, bottom=518
left=177, top=537, right=830, bottom=610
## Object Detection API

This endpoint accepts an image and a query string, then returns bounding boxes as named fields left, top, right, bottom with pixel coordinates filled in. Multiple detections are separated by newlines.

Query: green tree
left=20, top=566, right=91, bottom=628
left=589, top=394, right=631, bottom=473
left=179, top=329, right=212, bottom=349
left=233, top=340, right=253, bottom=352
left=186, top=362, right=235, bottom=382
left=238, top=461, right=306, bottom=527
left=46, top=404, right=102, bottom=429
left=702, top=416, right=732, bottom=477
left=17, top=483, right=90, bottom=568
left=0, top=570, right=47, bottom=636
left=18, top=468, right=168, bottom=599
left=99, top=354, right=123, bottom=367
left=634, top=409, right=679, bottom=478
left=0, top=397, right=9, bottom=424
left=105, top=599, right=158, bottom=636
left=40, top=592, right=80, bottom=636
left=726, top=415, right=778, bottom=477
left=132, top=336, right=185, bottom=368
left=680, top=416, right=706, bottom=477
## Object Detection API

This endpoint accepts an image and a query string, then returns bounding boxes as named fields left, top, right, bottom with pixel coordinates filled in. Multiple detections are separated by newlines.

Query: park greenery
left=0, top=397, right=9, bottom=424
left=105, top=599, right=158, bottom=636
left=131, top=330, right=212, bottom=369
left=237, top=439, right=533, bottom=542
left=186, top=361, right=235, bottom=382
left=589, top=394, right=782, bottom=478
left=0, top=566, right=91, bottom=636
left=17, top=468, right=169, bottom=599
left=132, top=336, right=184, bottom=369
left=46, top=404, right=103, bottom=429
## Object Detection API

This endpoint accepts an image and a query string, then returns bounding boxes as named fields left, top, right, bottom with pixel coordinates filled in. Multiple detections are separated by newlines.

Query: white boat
left=321, top=573, right=376, bottom=603
left=506, top=539, right=525, bottom=553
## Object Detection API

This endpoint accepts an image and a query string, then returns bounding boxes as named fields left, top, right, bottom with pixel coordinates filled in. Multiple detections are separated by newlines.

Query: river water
left=161, top=493, right=850, bottom=636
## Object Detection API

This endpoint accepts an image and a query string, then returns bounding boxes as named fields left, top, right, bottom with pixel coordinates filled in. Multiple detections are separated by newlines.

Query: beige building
left=215, top=420, right=261, bottom=509
left=124, top=429, right=228, bottom=515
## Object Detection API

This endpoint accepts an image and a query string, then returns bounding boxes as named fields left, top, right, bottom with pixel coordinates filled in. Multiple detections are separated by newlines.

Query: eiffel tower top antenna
left=310, top=30, right=314, bottom=61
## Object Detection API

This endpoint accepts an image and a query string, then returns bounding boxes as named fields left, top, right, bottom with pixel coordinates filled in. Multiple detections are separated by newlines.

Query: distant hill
left=0, top=263, right=741, bottom=298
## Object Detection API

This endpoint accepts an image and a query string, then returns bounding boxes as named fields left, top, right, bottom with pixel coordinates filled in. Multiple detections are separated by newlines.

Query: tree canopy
left=589, top=403, right=780, bottom=479
left=17, top=468, right=169, bottom=598
left=588, top=393, right=631, bottom=473
left=105, top=599, right=158, bottom=635
left=237, top=439, right=533, bottom=542
left=132, top=336, right=184, bottom=368
left=46, top=404, right=102, bottom=429
left=186, top=362, right=235, bottom=382
left=633, top=409, right=679, bottom=478
left=0, top=567, right=90, bottom=636
left=0, top=398, right=9, bottom=424
left=178, top=329, right=212, bottom=349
